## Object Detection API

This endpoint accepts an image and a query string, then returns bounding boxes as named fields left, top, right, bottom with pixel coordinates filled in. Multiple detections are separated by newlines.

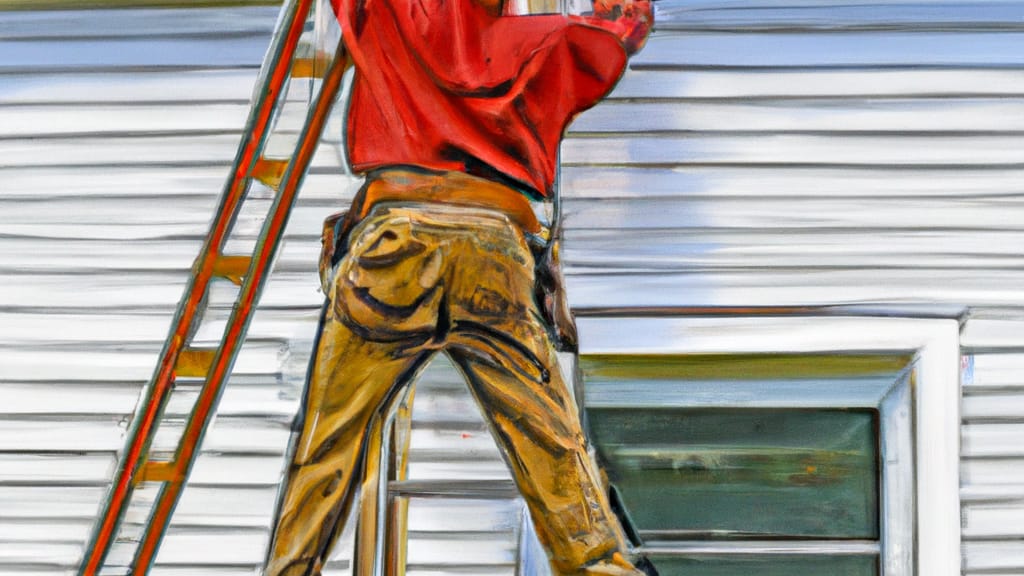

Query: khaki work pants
left=265, top=201, right=629, bottom=576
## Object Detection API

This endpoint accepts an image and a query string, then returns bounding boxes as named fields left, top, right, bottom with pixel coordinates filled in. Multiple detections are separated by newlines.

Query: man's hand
left=591, top=0, right=652, bottom=54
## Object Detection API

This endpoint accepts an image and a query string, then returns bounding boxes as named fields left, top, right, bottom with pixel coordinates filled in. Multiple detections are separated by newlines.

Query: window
left=584, top=353, right=906, bottom=576
left=546, top=315, right=961, bottom=576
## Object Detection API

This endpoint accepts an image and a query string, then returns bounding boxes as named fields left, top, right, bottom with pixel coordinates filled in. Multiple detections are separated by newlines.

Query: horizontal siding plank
left=405, top=569, right=512, bottom=576
left=8, top=196, right=1024, bottom=241
left=0, top=382, right=300, bottom=420
left=0, top=69, right=258, bottom=104
left=406, top=460, right=513, bottom=481
left=561, top=134, right=1024, bottom=167
left=0, top=238, right=316, bottom=274
left=0, top=486, right=105, bottom=517
left=3, top=69, right=1015, bottom=109
left=0, top=166, right=355, bottom=200
left=562, top=269, right=1024, bottom=309
left=963, top=423, right=1024, bottom=457
left=0, top=342, right=286, bottom=381
left=0, top=312, right=177, bottom=345
left=13, top=98, right=1024, bottom=138
left=0, top=36, right=266, bottom=71
left=411, top=394, right=490, bottom=428
left=0, top=565, right=72, bottom=569
left=406, top=536, right=516, bottom=566
left=0, top=543, right=79, bottom=566
left=564, top=229, right=1024, bottom=262
left=0, top=103, right=323, bottom=143
left=13, top=233, right=1024, bottom=279
left=21, top=233, right=1024, bottom=276
left=10, top=247, right=1024, bottom=298
left=10, top=135, right=1024, bottom=173
left=963, top=502, right=1024, bottom=538
left=406, top=499, right=520, bottom=533
left=189, top=455, right=287, bottom=486
left=963, top=392, right=1024, bottom=421
left=8, top=69, right=1024, bottom=106
left=0, top=384, right=140, bottom=416
left=156, top=485, right=277, bottom=527
left=962, top=317, right=1024, bottom=349
left=0, top=165, right=234, bottom=199
left=0, top=486, right=280, bottom=526
left=146, top=569, right=259, bottom=576
left=570, top=99, right=1024, bottom=133
left=962, top=483, right=1024, bottom=503
left=9, top=267, right=1024, bottom=311
left=0, top=345, right=166, bottom=381
left=407, top=431, right=504, bottom=463
left=0, top=134, right=242, bottom=168
left=967, top=354, right=1024, bottom=388
left=0, top=6, right=277, bottom=40
left=0, top=454, right=115, bottom=486
left=0, top=133, right=342, bottom=169
left=964, top=541, right=1024, bottom=572
left=0, top=104, right=252, bottom=137
left=654, top=1, right=1024, bottom=31
left=560, top=196, right=1024, bottom=231
left=2, top=273, right=313, bottom=310
left=9, top=164, right=1024, bottom=202
left=651, top=0, right=1024, bottom=7
left=963, top=458, right=1024, bottom=488
left=0, top=519, right=92, bottom=544
left=633, top=31, right=1024, bottom=69
left=0, top=309, right=317, bottom=346
left=112, top=532, right=268, bottom=566
left=0, top=417, right=291, bottom=454
left=609, top=69, right=1024, bottom=98
left=12, top=131, right=1016, bottom=169
left=0, top=452, right=291, bottom=490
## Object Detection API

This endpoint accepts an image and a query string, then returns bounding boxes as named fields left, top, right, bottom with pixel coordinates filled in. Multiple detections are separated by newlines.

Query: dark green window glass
left=588, top=408, right=879, bottom=539
left=647, top=555, right=879, bottom=576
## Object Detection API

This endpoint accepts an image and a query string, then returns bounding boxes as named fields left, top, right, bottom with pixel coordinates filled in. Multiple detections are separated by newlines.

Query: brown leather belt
left=352, top=168, right=543, bottom=236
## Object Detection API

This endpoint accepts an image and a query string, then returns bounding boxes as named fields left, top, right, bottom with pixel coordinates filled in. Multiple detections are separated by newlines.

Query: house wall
left=0, top=1, right=1022, bottom=574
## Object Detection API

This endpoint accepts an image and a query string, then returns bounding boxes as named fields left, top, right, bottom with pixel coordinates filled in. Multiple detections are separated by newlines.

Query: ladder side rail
left=131, top=40, right=351, bottom=575
left=78, top=2, right=315, bottom=573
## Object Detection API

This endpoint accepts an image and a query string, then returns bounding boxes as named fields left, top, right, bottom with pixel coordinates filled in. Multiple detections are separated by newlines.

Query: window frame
left=572, top=315, right=961, bottom=576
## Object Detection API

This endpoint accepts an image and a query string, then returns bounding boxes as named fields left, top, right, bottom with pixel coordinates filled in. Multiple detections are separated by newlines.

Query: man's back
left=331, top=0, right=649, bottom=197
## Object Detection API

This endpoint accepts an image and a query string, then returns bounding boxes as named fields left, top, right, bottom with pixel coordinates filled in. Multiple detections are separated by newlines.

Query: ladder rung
left=388, top=479, right=518, bottom=499
left=292, top=51, right=333, bottom=78
left=135, top=461, right=181, bottom=484
left=212, top=254, right=252, bottom=286
left=175, top=348, right=217, bottom=378
left=251, top=157, right=290, bottom=190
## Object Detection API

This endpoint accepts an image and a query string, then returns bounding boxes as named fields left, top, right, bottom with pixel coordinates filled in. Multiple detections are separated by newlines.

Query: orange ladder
left=78, top=2, right=348, bottom=573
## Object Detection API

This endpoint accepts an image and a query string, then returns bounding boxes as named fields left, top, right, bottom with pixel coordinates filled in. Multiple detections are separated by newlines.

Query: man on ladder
left=264, top=0, right=653, bottom=573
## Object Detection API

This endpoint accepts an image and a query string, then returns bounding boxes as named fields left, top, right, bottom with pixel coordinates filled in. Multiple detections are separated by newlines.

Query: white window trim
left=576, top=315, right=962, bottom=576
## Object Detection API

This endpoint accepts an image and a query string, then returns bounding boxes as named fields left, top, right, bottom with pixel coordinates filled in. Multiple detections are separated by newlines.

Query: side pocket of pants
left=319, top=209, right=350, bottom=294
left=533, top=238, right=578, bottom=352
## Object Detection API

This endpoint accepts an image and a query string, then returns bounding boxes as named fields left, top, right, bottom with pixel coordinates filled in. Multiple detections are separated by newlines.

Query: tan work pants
left=265, top=202, right=628, bottom=576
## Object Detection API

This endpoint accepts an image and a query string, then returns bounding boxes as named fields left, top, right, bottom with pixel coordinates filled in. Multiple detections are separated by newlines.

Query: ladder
left=78, top=2, right=349, bottom=573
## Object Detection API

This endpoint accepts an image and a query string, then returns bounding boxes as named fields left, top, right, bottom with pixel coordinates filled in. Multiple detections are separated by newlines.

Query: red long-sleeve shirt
left=331, top=0, right=650, bottom=198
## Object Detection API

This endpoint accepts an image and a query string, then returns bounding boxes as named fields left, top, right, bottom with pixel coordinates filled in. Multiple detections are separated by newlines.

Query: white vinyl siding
left=1, top=2, right=1023, bottom=574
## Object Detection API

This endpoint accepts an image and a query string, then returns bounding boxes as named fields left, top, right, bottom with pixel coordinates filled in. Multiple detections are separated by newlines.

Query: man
left=265, top=0, right=653, bottom=572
